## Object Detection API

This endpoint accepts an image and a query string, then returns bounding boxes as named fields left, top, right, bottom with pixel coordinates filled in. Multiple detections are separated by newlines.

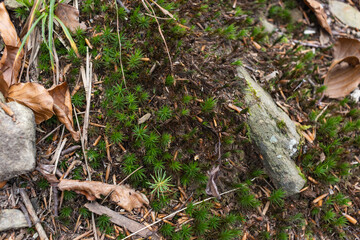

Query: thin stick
left=52, top=137, right=67, bottom=173
left=73, top=105, right=91, bottom=179
left=20, top=189, right=49, bottom=240
left=37, top=124, right=62, bottom=144
left=18, top=201, right=32, bottom=227
left=61, top=160, right=82, bottom=180
left=114, top=0, right=127, bottom=88
left=142, top=0, right=173, bottom=73
left=73, top=230, right=92, bottom=240
left=49, top=126, right=65, bottom=164
left=116, top=0, right=130, bottom=13
left=121, top=188, right=239, bottom=240
left=76, top=49, right=98, bottom=240
left=119, top=166, right=143, bottom=185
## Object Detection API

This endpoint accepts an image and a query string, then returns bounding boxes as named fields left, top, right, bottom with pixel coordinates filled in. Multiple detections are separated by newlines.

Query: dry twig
left=19, top=189, right=49, bottom=240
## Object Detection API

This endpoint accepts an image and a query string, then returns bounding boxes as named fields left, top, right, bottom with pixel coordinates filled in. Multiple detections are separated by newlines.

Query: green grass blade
left=48, top=0, right=56, bottom=71
left=15, top=13, right=44, bottom=64
left=54, top=16, right=80, bottom=57
left=41, top=13, right=55, bottom=71
left=41, top=13, right=48, bottom=47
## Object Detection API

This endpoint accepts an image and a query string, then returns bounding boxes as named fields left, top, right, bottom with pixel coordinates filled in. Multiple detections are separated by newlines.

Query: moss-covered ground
left=3, top=0, right=360, bottom=239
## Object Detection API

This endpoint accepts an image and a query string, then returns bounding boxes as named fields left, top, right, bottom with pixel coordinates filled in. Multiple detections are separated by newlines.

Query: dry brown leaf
left=0, top=2, right=24, bottom=89
left=7, top=82, right=54, bottom=123
left=58, top=179, right=149, bottom=212
left=304, top=0, right=332, bottom=35
left=332, top=38, right=360, bottom=62
left=324, top=38, right=360, bottom=98
left=55, top=3, right=86, bottom=33
left=48, top=82, right=80, bottom=141
left=36, top=166, right=59, bottom=185
left=0, top=71, right=9, bottom=97
left=324, top=58, right=360, bottom=98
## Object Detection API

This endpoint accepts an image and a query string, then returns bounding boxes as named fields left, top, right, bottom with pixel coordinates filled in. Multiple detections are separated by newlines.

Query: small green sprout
left=148, top=170, right=173, bottom=197
left=269, top=189, right=286, bottom=207
left=201, top=97, right=217, bottom=113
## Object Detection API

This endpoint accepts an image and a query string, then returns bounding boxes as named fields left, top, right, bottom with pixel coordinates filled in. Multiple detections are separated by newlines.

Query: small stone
left=0, top=209, right=28, bottom=231
left=350, top=88, right=360, bottom=103
left=4, top=0, right=23, bottom=10
left=329, top=0, right=360, bottom=29
left=304, top=28, right=316, bottom=35
left=259, top=17, right=276, bottom=33
left=0, top=93, right=36, bottom=181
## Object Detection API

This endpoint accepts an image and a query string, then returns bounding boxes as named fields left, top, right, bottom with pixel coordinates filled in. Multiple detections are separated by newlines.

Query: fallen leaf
left=58, top=179, right=149, bottom=212
left=48, top=82, right=80, bottom=141
left=205, top=165, right=221, bottom=199
left=324, top=59, right=360, bottom=98
left=36, top=166, right=59, bottom=185
left=324, top=38, right=360, bottom=98
left=54, top=3, right=86, bottom=33
left=332, top=38, right=360, bottom=62
left=0, top=71, right=8, bottom=98
left=319, top=29, right=330, bottom=46
left=0, top=2, right=23, bottom=89
left=7, top=82, right=54, bottom=123
left=304, top=0, right=332, bottom=35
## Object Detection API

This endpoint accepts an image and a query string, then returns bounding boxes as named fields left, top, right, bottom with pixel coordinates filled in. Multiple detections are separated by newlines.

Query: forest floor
left=1, top=0, right=360, bottom=239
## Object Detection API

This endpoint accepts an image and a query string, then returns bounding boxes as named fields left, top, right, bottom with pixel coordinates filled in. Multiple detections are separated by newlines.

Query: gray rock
left=0, top=93, right=36, bottom=181
left=259, top=17, right=276, bottom=33
left=4, top=0, right=23, bottom=10
left=329, top=0, right=360, bottom=29
left=237, top=66, right=306, bottom=196
left=0, top=209, right=28, bottom=231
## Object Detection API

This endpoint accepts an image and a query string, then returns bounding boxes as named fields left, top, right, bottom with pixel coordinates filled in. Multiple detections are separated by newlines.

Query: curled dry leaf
left=0, top=2, right=24, bottom=91
left=205, top=165, right=221, bottom=200
left=0, top=71, right=8, bottom=98
left=54, top=3, right=86, bottom=33
left=36, top=166, right=59, bottom=186
left=324, top=38, right=360, bottom=98
left=7, top=82, right=54, bottom=123
left=332, top=38, right=360, bottom=62
left=304, top=0, right=332, bottom=35
left=58, top=179, right=149, bottom=212
left=48, top=82, right=80, bottom=141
